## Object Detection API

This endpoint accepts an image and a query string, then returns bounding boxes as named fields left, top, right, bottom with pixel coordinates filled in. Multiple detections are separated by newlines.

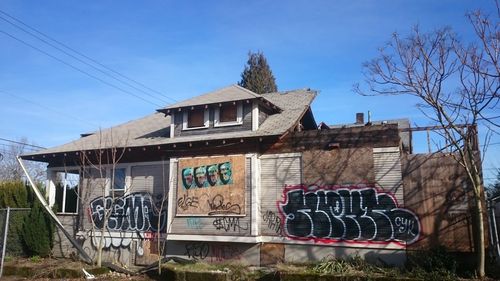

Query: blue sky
left=0, top=1, right=498, bottom=184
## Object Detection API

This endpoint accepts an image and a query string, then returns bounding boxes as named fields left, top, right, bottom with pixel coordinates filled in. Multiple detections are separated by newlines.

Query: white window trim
left=214, top=102, right=243, bottom=127
left=48, top=168, right=81, bottom=215
left=107, top=165, right=130, bottom=196
left=182, top=109, right=209, bottom=130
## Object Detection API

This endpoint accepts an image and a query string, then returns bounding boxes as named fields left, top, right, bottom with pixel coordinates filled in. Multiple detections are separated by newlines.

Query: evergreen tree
left=238, top=51, right=277, bottom=94
left=22, top=200, right=53, bottom=257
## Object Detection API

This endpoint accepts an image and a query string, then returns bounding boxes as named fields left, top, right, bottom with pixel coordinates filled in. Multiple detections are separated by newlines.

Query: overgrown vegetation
left=0, top=180, right=54, bottom=257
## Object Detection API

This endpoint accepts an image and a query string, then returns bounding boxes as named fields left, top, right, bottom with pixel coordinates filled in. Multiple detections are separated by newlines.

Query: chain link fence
left=0, top=207, right=31, bottom=277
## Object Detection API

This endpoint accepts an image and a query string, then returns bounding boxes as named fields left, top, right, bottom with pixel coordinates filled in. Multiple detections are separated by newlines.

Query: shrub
left=0, top=181, right=30, bottom=256
left=406, top=246, right=457, bottom=280
left=22, top=201, right=53, bottom=257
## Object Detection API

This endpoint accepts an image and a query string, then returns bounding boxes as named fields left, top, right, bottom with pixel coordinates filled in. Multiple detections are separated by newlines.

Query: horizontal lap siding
left=168, top=155, right=252, bottom=237
left=130, top=164, right=169, bottom=196
left=260, top=155, right=302, bottom=236
left=373, top=147, right=404, bottom=204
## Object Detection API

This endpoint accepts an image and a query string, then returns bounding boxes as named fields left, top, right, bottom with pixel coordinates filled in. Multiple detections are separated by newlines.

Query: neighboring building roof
left=159, top=84, right=281, bottom=113
left=327, top=118, right=411, bottom=151
left=21, top=87, right=316, bottom=159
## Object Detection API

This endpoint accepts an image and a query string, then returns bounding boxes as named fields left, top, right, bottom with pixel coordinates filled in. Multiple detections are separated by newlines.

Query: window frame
left=52, top=169, right=80, bottom=215
left=109, top=167, right=128, bottom=197
left=214, top=102, right=243, bottom=127
left=182, top=108, right=209, bottom=130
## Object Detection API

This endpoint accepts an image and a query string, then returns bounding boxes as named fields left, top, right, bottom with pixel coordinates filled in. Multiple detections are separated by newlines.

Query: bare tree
left=78, top=129, right=128, bottom=267
left=0, top=137, right=46, bottom=183
left=354, top=6, right=499, bottom=277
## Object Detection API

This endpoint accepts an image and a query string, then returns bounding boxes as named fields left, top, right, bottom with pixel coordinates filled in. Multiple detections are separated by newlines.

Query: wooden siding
left=260, top=154, right=302, bottom=236
left=302, top=147, right=374, bottom=185
left=373, top=147, right=404, bottom=204
left=402, top=153, right=477, bottom=252
left=168, top=154, right=252, bottom=237
left=173, top=103, right=253, bottom=137
left=130, top=164, right=169, bottom=195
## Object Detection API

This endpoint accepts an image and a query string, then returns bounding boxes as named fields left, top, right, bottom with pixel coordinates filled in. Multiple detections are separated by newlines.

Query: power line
left=0, top=137, right=45, bottom=149
left=0, top=143, right=38, bottom=152
left=0, top=12, right=173, bottom=105
left=0, top=9, right=177, bottom=105
left=0, top=90, right=99, bottom=129
left=0, top=29, right=163, bottom=107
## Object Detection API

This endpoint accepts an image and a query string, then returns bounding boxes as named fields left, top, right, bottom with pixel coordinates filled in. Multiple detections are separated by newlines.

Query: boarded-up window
left=188, top=109, right=205, bottom=128
left=220, top=103, right=237, bottom=122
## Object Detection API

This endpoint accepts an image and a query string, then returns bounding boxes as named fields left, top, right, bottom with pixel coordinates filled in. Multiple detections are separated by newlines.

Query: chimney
left=355, top=113, right=364, bottom=124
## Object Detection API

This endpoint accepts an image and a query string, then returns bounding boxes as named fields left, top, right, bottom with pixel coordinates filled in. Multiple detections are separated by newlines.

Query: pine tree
left=238, top=51, right=277, bottom=94
left=22, top=200, right=53, bottom=257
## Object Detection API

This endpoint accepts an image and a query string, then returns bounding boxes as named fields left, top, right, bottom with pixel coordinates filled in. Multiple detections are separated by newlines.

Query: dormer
left=157, top=85, right=282, bottom=138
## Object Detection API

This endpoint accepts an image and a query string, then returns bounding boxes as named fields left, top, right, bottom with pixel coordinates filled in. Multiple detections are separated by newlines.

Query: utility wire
left=0, top=29, right=163, bottom=107
left=0, top=90, right=99, bottom=129
left=0, top=143, right=38, bottom=151
left=0, top=137, right=45, bottom=149
left=0, top=13, right=172, bottom=105
left=0, top=9, right=177, bottom=104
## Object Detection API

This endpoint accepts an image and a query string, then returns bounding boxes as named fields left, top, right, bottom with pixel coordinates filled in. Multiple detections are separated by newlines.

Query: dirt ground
left=2, top=257, right=156, bottom=280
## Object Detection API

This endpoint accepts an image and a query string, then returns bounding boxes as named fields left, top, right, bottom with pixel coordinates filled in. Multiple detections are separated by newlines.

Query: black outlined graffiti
left=177, top=193, right=199, bottom=210
left=184, top=242, right=242, bottom=262
left=207, top=194, right=241, bottom=215
left=185, top=242, right=209, bottom=260
left=279, top=185, right=421, bottom=244
left=212, top=217, right=248, bottom=232
left=262, top=210, right=282, bottom=235
left=89, top=192, right=167, bottom=232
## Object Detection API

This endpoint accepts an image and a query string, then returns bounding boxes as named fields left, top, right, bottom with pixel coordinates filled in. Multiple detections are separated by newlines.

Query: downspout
left=17, top=156, right=92, bottom=264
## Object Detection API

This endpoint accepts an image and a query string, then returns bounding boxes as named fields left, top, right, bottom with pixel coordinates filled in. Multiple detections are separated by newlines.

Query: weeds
left=29, top=255, right=42, bottom=263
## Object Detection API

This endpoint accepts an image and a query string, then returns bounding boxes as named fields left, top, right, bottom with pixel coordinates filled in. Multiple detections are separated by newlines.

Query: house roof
left=21, top=87, right=316, bottom=160
left=159, top=84, right=281, bottom=113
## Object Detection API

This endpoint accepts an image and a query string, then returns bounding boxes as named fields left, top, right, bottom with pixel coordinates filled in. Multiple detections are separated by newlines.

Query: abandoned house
left=21, top=84, right=484, bottom=266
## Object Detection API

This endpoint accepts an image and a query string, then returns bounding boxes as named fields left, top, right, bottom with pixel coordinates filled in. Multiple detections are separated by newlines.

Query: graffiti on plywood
left=176, top=155, right=246, bottom=216
left=89, top=192, right=167, bottom=232
left=278, top=185, right=421, bottom=245
left=182, top=162, right=233, bottom=189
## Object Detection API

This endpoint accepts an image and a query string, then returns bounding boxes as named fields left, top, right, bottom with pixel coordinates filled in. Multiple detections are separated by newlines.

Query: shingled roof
left=21, top=86, right=316, bottom=160
left=159, top=84, right=281, bottom=113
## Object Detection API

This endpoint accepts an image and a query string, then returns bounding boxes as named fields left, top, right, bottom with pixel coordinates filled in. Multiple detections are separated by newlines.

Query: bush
left=406, top=246, right=457, bottom=280
left=0, top=181, right=54, bottom=257
left=22, top=201, right=53, bottom=257
left=0, top=181, right=30, bottom=256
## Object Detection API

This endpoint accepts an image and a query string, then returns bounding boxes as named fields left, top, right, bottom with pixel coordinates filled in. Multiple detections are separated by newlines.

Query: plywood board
left=176, top=155, right=245, bottom=216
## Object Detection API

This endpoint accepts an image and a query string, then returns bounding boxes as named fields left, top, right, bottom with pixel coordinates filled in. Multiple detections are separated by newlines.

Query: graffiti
left=186, top=217, right=204, bottom=229
left=177, top=193, right=199, bottom=210
left=213, top=217, right=248, bottom=232
left=184, top=242, right=242, bottom=262
left=185, top=242, right=210, bottom=260
left=182, top=161, right=233, bottom=189
left=211, top=244, right=242, bottom=262
left=279, top=185, right=421, bottom=244
left=262, top=210, right=282, bottom=235
left=208, top=194, right=241, bottom=215
left=89, top=192, right=167, bottom=232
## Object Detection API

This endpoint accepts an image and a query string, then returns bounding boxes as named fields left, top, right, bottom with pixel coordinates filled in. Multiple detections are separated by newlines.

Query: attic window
left=183, top=108, right=209, bottom=130
left=215, top=102, right=243, bottom=127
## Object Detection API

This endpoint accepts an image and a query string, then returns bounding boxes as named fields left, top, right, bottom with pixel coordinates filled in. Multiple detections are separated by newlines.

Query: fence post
left=0, top=207, right=11, bottom=278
